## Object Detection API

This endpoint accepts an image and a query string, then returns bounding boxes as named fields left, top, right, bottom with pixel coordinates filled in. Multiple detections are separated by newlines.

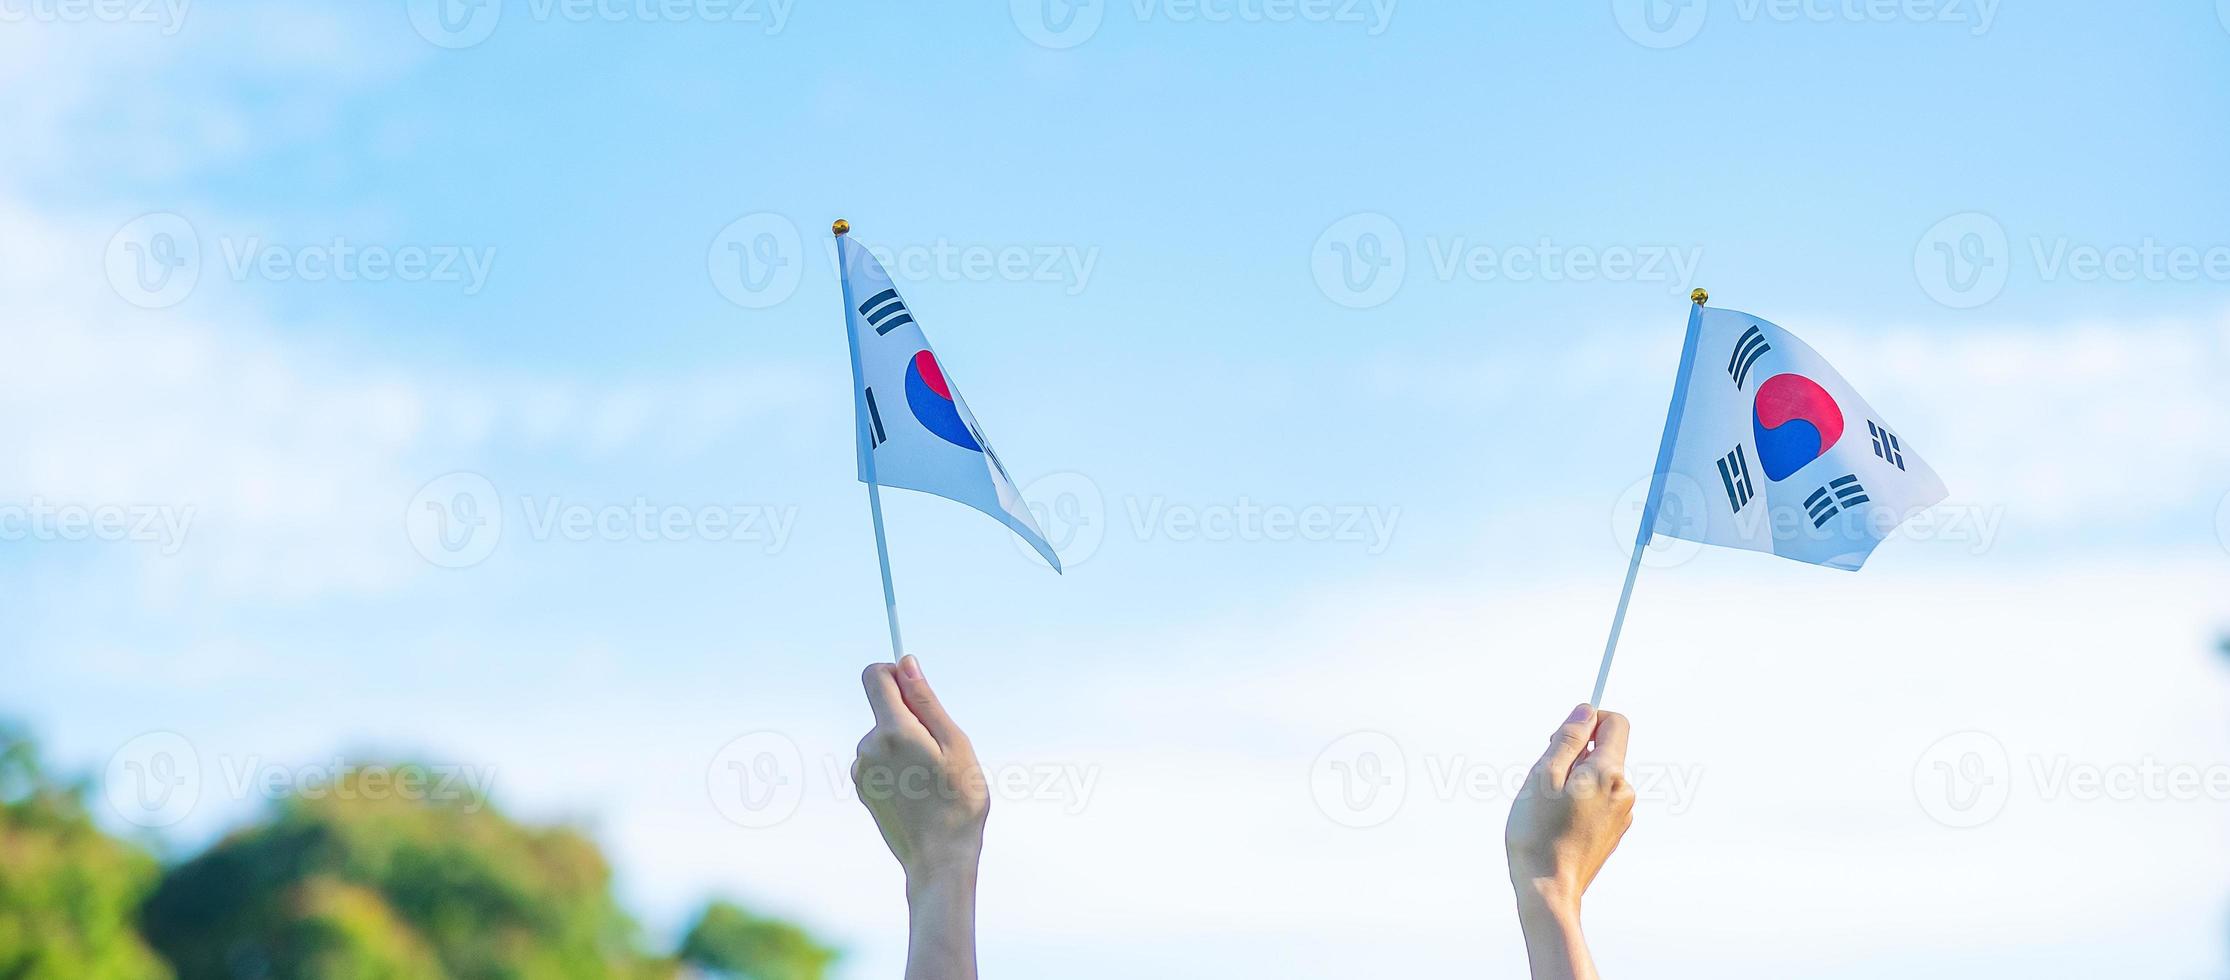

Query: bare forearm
left=905, top=870, right=979, bottom=980
left=1515, top=883, right=1597, bottom=980
left=1505, top=706, right=1631, bottom=980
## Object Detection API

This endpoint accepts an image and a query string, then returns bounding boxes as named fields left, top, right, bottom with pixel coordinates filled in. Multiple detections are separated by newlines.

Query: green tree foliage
left=676, top=901, right=837, bottom=980
left=0, top=723, right=173, bottom=980
left=0, top=731, right=836, bottom=980
left=140, top=763, right=671, bottom=980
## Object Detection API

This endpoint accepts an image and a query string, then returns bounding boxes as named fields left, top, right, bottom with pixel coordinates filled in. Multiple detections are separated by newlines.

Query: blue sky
left=4, top=3, right=2230, bottom=977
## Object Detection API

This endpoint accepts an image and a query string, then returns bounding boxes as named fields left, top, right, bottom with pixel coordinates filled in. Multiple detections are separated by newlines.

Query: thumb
left=1536, top=703, right=1597, bottom=784
left=895, top=655, right=966, bottom=749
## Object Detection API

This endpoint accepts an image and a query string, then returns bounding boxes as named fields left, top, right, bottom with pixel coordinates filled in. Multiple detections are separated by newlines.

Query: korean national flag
left=1649, top=304, right=1946, bottom=571
left=837, top=232, right=1061, bottom=572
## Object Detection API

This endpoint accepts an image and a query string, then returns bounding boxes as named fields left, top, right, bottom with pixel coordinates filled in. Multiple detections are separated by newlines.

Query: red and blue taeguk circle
left=1751, top=373, right=1843, bottom=482
left=904, top=350, right=982, bottom=452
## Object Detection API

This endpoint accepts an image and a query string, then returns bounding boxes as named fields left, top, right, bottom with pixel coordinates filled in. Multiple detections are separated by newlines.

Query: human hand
left=1504, top=704, right=1634, bottom=979
left=852, top=655, right=990, bottom=890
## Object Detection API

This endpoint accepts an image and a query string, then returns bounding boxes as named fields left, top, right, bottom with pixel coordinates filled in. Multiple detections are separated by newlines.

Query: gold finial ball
left=832, top=219, right=850, bottom=236
left=1690, top=287, right=1709, bottom=305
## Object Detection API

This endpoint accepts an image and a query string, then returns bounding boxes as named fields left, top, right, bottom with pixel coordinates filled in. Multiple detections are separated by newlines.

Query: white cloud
left=0, top=4, right=429, bottom=186
left=0, top=263, right=813, bottom=607
left=555, top=557, right=2230, bottom=979
left=0, top=13, right=817, bottom=609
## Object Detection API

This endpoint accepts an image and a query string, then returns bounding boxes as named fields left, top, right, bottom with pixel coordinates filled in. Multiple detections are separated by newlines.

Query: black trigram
left=863, top=387, right=888, bottom=448
left=983, top=437, right=1014, bottom=486
left=1803, top=474, right=1869, bottom=528
left=1716, top=445, right=1755, bottom=513
left=1867, top=420, right=1905, bottom=470
left=857, top=288, right=915, bottom=336
left=1727, top=324, right=1771, bottom=389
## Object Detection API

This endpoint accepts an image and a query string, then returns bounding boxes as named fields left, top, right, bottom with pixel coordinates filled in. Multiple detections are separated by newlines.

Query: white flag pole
left=836, top=218, right=906, bottom=663
left=1591, top=287, right=1709, bottom=706
left=865, top=481, right=906, bottom=661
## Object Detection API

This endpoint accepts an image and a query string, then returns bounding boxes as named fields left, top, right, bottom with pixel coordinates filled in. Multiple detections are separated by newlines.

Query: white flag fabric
left=1649, top=304, right=1946, bottom=571
left=837, top=233, right=1061, bottom=572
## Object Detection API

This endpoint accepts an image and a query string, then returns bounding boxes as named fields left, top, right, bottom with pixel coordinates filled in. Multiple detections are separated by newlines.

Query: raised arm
left=1504, top=705, right=1636, bottom=980
left=853, top=656, right=991, bottom=980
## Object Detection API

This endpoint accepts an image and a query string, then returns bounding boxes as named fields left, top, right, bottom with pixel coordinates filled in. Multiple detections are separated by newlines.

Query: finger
left=1537, top=703, right=1597, bottom=781
left=894, top=655, right=966, bottom=749
left=860, top=663, right=908, bottom=730
left=1582, top=711, right=1631, bottom=775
